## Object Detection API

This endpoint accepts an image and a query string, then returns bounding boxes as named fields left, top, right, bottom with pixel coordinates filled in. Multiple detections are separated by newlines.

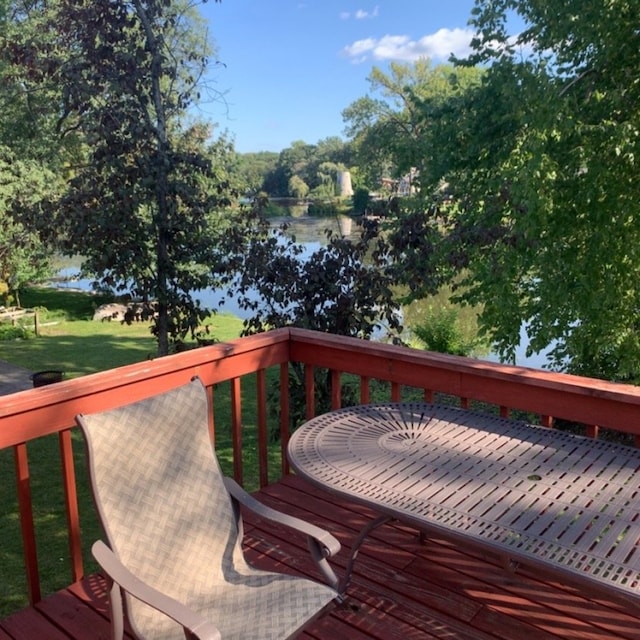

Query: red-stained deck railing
left=2, top=326, right=640, bottom=615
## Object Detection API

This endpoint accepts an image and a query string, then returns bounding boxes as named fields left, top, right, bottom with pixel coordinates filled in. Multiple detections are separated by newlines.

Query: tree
left=0, top=146, right=59, bottom=305
left=1, top=1, right=78, bottom=163
left=391, top=0, right=640, bottom=381
left=342, top=60, right=482, bottom=190
left=288, top=174, right=309, bottom=199
left=216, top=208, right=402, bottom=425
left=232, top=151, right=279, bottom=197
left=1, top=1, right=81, bottom=302
left=219, top=208, right=401, bottom=339
left=11, top=0, right=238, bottom=355
left=261, top=137, right=352, bottom=198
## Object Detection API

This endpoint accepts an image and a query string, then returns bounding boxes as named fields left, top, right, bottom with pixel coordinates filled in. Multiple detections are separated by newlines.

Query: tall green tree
left=0, top=1, right=78, bottom=302
left=1, top=1, right=77, bottom=162
left=0, top=147, right=58, bottom=305
left=342, top=60, right=482, bottom=190
left=261, top=137, right=352, bottom=198
left=232, top=151, right=279, bottom=197
left=391, top=0, right=640, bottom=380
left=11, top=0, right=237, bottom=355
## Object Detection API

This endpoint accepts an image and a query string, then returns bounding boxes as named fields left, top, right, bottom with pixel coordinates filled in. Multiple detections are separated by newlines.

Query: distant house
left=379, top=168, right=418, bottom=196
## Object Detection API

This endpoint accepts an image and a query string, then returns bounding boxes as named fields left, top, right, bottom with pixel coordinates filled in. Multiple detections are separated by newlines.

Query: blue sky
left=197, top=1, right=482, bottom=153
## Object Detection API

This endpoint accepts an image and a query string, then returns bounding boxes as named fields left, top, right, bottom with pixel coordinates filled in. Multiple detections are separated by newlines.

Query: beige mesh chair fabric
left=77, top=378, right=339, bottom=640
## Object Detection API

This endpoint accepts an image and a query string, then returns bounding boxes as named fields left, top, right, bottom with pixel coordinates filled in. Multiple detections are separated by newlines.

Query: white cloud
left=356, top=6, right=379, bottom=19
left=343, top=37, right=377, bottom=57
left=341, top=6, right=379, bottom=20
left=342, top=27, right=475, bottom=63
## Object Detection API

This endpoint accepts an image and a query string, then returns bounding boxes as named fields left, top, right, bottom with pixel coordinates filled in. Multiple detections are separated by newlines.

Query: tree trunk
left=133, top=0, right=171, bottom=356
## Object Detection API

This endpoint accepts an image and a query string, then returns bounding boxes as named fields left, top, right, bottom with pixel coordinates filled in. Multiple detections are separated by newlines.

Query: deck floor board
left=2, top=475, right=639, bottom=639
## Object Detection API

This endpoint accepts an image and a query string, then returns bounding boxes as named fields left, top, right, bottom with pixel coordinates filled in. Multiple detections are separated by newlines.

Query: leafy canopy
left=215, top=205, right=403, bottom=426
left=0, top=0, right=79, bottom=303
left=8, top=0, right=239, bottom=355
left=374, top=2, right=640, bottom=381
left=342, top=60, right=483, bottom=189
left=0, top=147, right=58, bottom=305
left=261, top=137, right=353, bottom=198
left=455, top=0, right=640, bottom=380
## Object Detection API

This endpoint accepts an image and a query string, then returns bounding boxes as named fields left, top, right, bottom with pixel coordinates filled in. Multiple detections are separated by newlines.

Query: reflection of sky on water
left=483, top=327, right=552, bottom=370
left=53, top=265, right=259, bottom=319
left=52, top=269, right=97, bottom=292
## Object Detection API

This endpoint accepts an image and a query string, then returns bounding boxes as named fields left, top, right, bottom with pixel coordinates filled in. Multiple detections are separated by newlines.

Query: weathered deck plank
left=2, top=475, right=639, bottom=640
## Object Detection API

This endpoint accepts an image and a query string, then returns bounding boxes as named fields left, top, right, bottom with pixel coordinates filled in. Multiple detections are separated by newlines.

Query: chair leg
left=107, top=578, right=125, bottom=640
left=307, top=536, right=341, bottom=596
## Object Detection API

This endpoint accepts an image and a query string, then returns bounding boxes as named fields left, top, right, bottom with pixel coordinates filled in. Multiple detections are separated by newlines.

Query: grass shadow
left=0, top=332, right=158, bottom=377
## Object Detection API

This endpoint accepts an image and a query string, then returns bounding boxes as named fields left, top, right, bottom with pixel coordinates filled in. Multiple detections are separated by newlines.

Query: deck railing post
left=256, top=369, right=269, bottom=488
left=280, top=363, right=290, bottom=476
left=230, top=377, right=243, bottom=485
left=586, top=425, right=599, bottom=439
left=330, top=370, right=341, bottom=410
left=59, top=429, right=84, bottom=583
left=304, top=365, right=315, bottom=421
left=360, top=376, right=370, bottom=404
left=13, top=443, right=41, bottom=605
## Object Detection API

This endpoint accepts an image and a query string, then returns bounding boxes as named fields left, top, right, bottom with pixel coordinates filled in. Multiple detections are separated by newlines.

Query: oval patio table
left=287, top=402, right=640, bottom=604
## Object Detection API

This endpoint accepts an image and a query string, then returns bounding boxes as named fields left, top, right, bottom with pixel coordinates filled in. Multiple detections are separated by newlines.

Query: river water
left=52, top=215, right=551, bottom=369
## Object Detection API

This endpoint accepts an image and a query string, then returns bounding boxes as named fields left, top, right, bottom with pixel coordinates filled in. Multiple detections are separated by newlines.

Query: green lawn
left=1, top=287, right=245, bottom=376
left=0, top=287, right=288, bottom=616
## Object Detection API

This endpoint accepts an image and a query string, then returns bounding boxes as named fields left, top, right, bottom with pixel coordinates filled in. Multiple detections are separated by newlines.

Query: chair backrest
left=77, top=378, right=248, bottom=638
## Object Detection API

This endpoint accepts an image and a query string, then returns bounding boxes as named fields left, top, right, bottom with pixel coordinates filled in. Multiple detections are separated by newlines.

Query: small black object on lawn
left=31, top=370, right=64, bottom=387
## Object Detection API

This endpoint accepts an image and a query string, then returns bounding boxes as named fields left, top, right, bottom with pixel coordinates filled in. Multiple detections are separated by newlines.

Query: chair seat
left=177, top=573, right=335, bottom=640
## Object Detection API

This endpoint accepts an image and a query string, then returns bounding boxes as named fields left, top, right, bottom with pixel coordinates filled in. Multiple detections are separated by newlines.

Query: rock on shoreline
left=93, top=302, right=157, bottom=323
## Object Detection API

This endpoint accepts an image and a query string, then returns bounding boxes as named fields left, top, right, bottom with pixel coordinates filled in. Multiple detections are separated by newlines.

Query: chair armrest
left=223, top=477, right=340, bottom=557
left=223, top=477, right=341, bottom=592
left=92, top=540, right=222, bottom=640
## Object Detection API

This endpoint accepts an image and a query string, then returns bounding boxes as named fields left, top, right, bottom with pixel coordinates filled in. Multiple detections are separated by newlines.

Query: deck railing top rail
left=3, top=326, right=640, bottom=450
left=287, top=327, right=640, bottom=434
left=0, top=328, right=292, bottom=449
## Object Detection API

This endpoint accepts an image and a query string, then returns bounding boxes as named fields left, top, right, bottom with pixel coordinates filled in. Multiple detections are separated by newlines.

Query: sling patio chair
left=77, top=377, right=341, bottom=640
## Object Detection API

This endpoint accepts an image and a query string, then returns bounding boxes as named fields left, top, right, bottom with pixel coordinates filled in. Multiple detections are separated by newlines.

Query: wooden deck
left=3, top=475, right=640, bottom=640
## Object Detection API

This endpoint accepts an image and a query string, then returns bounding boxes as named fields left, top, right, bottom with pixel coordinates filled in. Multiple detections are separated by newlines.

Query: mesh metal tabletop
left=287, top=403, right=640, bottom=603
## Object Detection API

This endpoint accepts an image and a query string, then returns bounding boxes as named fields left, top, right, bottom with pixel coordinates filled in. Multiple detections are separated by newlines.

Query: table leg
left=340, top=515, right=393, bottom=595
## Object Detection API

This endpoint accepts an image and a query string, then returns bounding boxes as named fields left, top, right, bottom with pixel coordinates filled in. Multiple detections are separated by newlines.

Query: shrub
left=413, top=307, right=479, bottom=357
left=261, top=200, right=289, bottom=218
left=0, top=324, right=33, bottom=341
left=307, top=200, right=339, bottom=216
left=352, top=187, right=370, bottom=215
